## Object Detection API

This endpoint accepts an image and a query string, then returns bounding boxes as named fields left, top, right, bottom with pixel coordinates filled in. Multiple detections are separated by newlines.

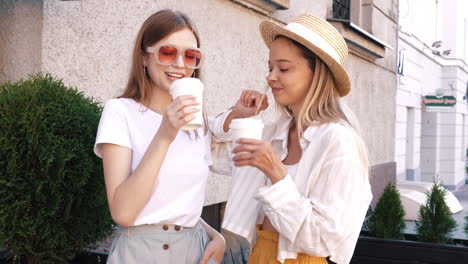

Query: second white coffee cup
left=229, top=118, right=264, bottom=151
left=169, top=78, right=204, bottom=130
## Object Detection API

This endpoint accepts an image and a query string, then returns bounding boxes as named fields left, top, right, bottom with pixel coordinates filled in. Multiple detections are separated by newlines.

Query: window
left=230, top=0, right=289, bottom=14
left=465, top=17, right=467, bottom=63
left=329, top=0, right=391, bottom=61
left=462, top=114, right=467, bottom=162
left=406, top=107, right=415, bottom=180
left=333, top=0, right=350, bottom=21
left=398, top=49, right=405, bottom=75
left=333, top=0, right=377, bottom=29
left=332, top=0, right=371, bottom=30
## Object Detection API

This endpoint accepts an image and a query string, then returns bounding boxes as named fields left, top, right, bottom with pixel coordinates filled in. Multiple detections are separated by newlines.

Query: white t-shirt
left=94, top=98, right=212, bottom=227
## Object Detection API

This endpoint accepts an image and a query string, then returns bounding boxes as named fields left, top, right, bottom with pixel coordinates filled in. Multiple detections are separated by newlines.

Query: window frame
left=230, top=0, right=289, bottom=14
left=329, top=0, right=392, bottom=61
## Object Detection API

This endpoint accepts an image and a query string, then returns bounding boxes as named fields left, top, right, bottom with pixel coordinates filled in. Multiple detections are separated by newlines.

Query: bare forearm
left=223, top=110, right=241, bottom=132
left=109, top=133, right=171, bottom=226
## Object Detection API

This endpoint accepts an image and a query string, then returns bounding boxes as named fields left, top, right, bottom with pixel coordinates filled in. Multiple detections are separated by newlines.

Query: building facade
left=1, top=0, right=398, bottom=205
left=396, top=0, right=468, bottom=189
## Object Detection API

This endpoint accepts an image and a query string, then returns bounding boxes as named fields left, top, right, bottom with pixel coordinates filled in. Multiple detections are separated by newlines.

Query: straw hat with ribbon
left=260, top=14, right=351, bottom=96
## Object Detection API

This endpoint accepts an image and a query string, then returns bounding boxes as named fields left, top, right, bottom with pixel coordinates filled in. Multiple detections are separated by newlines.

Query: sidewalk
left=451, top=184, right=468, bottom=240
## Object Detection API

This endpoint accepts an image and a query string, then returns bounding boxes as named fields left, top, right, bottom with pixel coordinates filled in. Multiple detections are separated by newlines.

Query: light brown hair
left=120, top=9, right=201, bottom=106
left=120, top=10, right=208, bottom=137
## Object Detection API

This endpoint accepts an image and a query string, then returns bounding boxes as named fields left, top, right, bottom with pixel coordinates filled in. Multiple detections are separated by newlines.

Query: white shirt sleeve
left=208, top=109, right=233, bottom=142
left=255, top=130, right=371, bottom=258
left=207, top=109, right=235, bottom=176
left=93, top=99, right=132, bottom=158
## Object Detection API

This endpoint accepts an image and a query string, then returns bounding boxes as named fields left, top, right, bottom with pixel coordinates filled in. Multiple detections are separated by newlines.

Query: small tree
left=368, top=183, right=406, bottom=239
left=0, top=73, right=114, bottom=263
left=465, top=215, right=468, bottom=238
left=416, top=183, right=457, bottom=244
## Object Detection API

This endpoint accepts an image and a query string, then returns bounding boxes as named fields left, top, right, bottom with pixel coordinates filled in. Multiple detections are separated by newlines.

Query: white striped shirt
left=215, top=114, right=372, bottom=264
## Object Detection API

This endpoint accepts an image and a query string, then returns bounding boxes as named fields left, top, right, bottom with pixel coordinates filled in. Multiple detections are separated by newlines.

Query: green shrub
left=0, top=73, right=113, bottom=263
left=465, top=215, right=468, bottom=238
left=368, top=183, right=406, bottom=239
left=416, top=183, right=457, bottom=244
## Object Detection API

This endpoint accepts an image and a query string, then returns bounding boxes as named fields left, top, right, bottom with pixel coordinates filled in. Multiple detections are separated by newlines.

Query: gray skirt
left=106, top=222, right=211, bottom=264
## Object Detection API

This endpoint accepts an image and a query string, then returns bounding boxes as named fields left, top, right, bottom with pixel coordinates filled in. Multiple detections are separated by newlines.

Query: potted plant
left=368, top=183, right=406, bottom=239
left=465, top=215, right=468, bottom=238
left=416, top=182, right=457, bottom=243
left=0, top=73, right=113, bottom=263
left=352, top=182, right=468, bottom=264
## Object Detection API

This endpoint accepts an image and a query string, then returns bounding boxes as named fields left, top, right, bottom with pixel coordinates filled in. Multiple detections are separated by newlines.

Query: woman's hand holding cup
left=229, top=117, right=286, bottom=183
left=232, top=138, right=287, bottom=184
left=159, top=95, right=200, bottom=142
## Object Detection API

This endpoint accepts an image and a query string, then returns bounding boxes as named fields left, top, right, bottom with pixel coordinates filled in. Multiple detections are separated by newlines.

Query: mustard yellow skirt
left=248, top=226, right=328, bottom=264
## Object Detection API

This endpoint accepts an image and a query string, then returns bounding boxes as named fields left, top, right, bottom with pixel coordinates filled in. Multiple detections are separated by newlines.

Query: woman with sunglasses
left=94, top=10, right=227, bottom=264
left=220, top=14, right=372, bottom=264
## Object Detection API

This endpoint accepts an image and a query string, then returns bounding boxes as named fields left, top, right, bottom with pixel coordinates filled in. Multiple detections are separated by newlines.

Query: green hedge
left=465, top=215, right=468, bottom=239
left=0, top=73, right=113, bottom=263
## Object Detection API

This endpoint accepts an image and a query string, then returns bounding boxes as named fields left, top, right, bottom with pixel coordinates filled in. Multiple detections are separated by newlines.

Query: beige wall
left=345, top=54, right=396, bottom=165
left=41, top=0, right=276, bottom=205
left=1, top=0, right=398, bottom=204
left=0, top=0, right=43, bottom=82
left=41, top=0, right=271, bottom=117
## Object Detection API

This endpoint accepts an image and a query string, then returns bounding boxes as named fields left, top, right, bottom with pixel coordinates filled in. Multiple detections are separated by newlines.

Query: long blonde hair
left=278, top=38, right=369, bottom=168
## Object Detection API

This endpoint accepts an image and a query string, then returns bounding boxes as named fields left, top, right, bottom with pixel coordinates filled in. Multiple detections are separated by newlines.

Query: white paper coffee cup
left=169, top=78, right=204, bottom=130
left=229, top=118, right=264, bottom=150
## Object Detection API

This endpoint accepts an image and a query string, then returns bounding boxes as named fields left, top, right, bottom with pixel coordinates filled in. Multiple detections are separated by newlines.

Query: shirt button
left=174, top=225, right=181, bottom=231
left=163, top=244, right=169, bottom=250
left=162, top=225, right=168, bottom=231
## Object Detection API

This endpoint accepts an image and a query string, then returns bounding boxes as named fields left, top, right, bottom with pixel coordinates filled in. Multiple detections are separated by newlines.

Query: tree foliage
left=0, top=73, right=113, bottom=263
left=369, top=184, right=406, bottom=239
left=416, top=183, right=457, bottom=244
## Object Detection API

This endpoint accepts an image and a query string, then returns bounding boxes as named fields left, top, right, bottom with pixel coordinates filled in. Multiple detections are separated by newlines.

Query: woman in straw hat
left=94, top=10, right=227, bottom=264
left=220, top=14, right=372, bottom=264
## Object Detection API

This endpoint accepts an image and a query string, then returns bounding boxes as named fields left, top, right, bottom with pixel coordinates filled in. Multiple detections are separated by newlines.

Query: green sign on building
left=423, top=95, right=456, bottom=112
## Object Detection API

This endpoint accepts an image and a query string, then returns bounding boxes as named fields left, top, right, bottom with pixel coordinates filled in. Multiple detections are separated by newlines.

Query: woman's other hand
left=199, top=233, right=226, bottom=264
left=232, top=90, right=269, bottom=118
left=223, top=90, right=269, bottom=133
left=232, top=138, right=287, bottom=184
left=158, top=95, right=199, bottom=141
